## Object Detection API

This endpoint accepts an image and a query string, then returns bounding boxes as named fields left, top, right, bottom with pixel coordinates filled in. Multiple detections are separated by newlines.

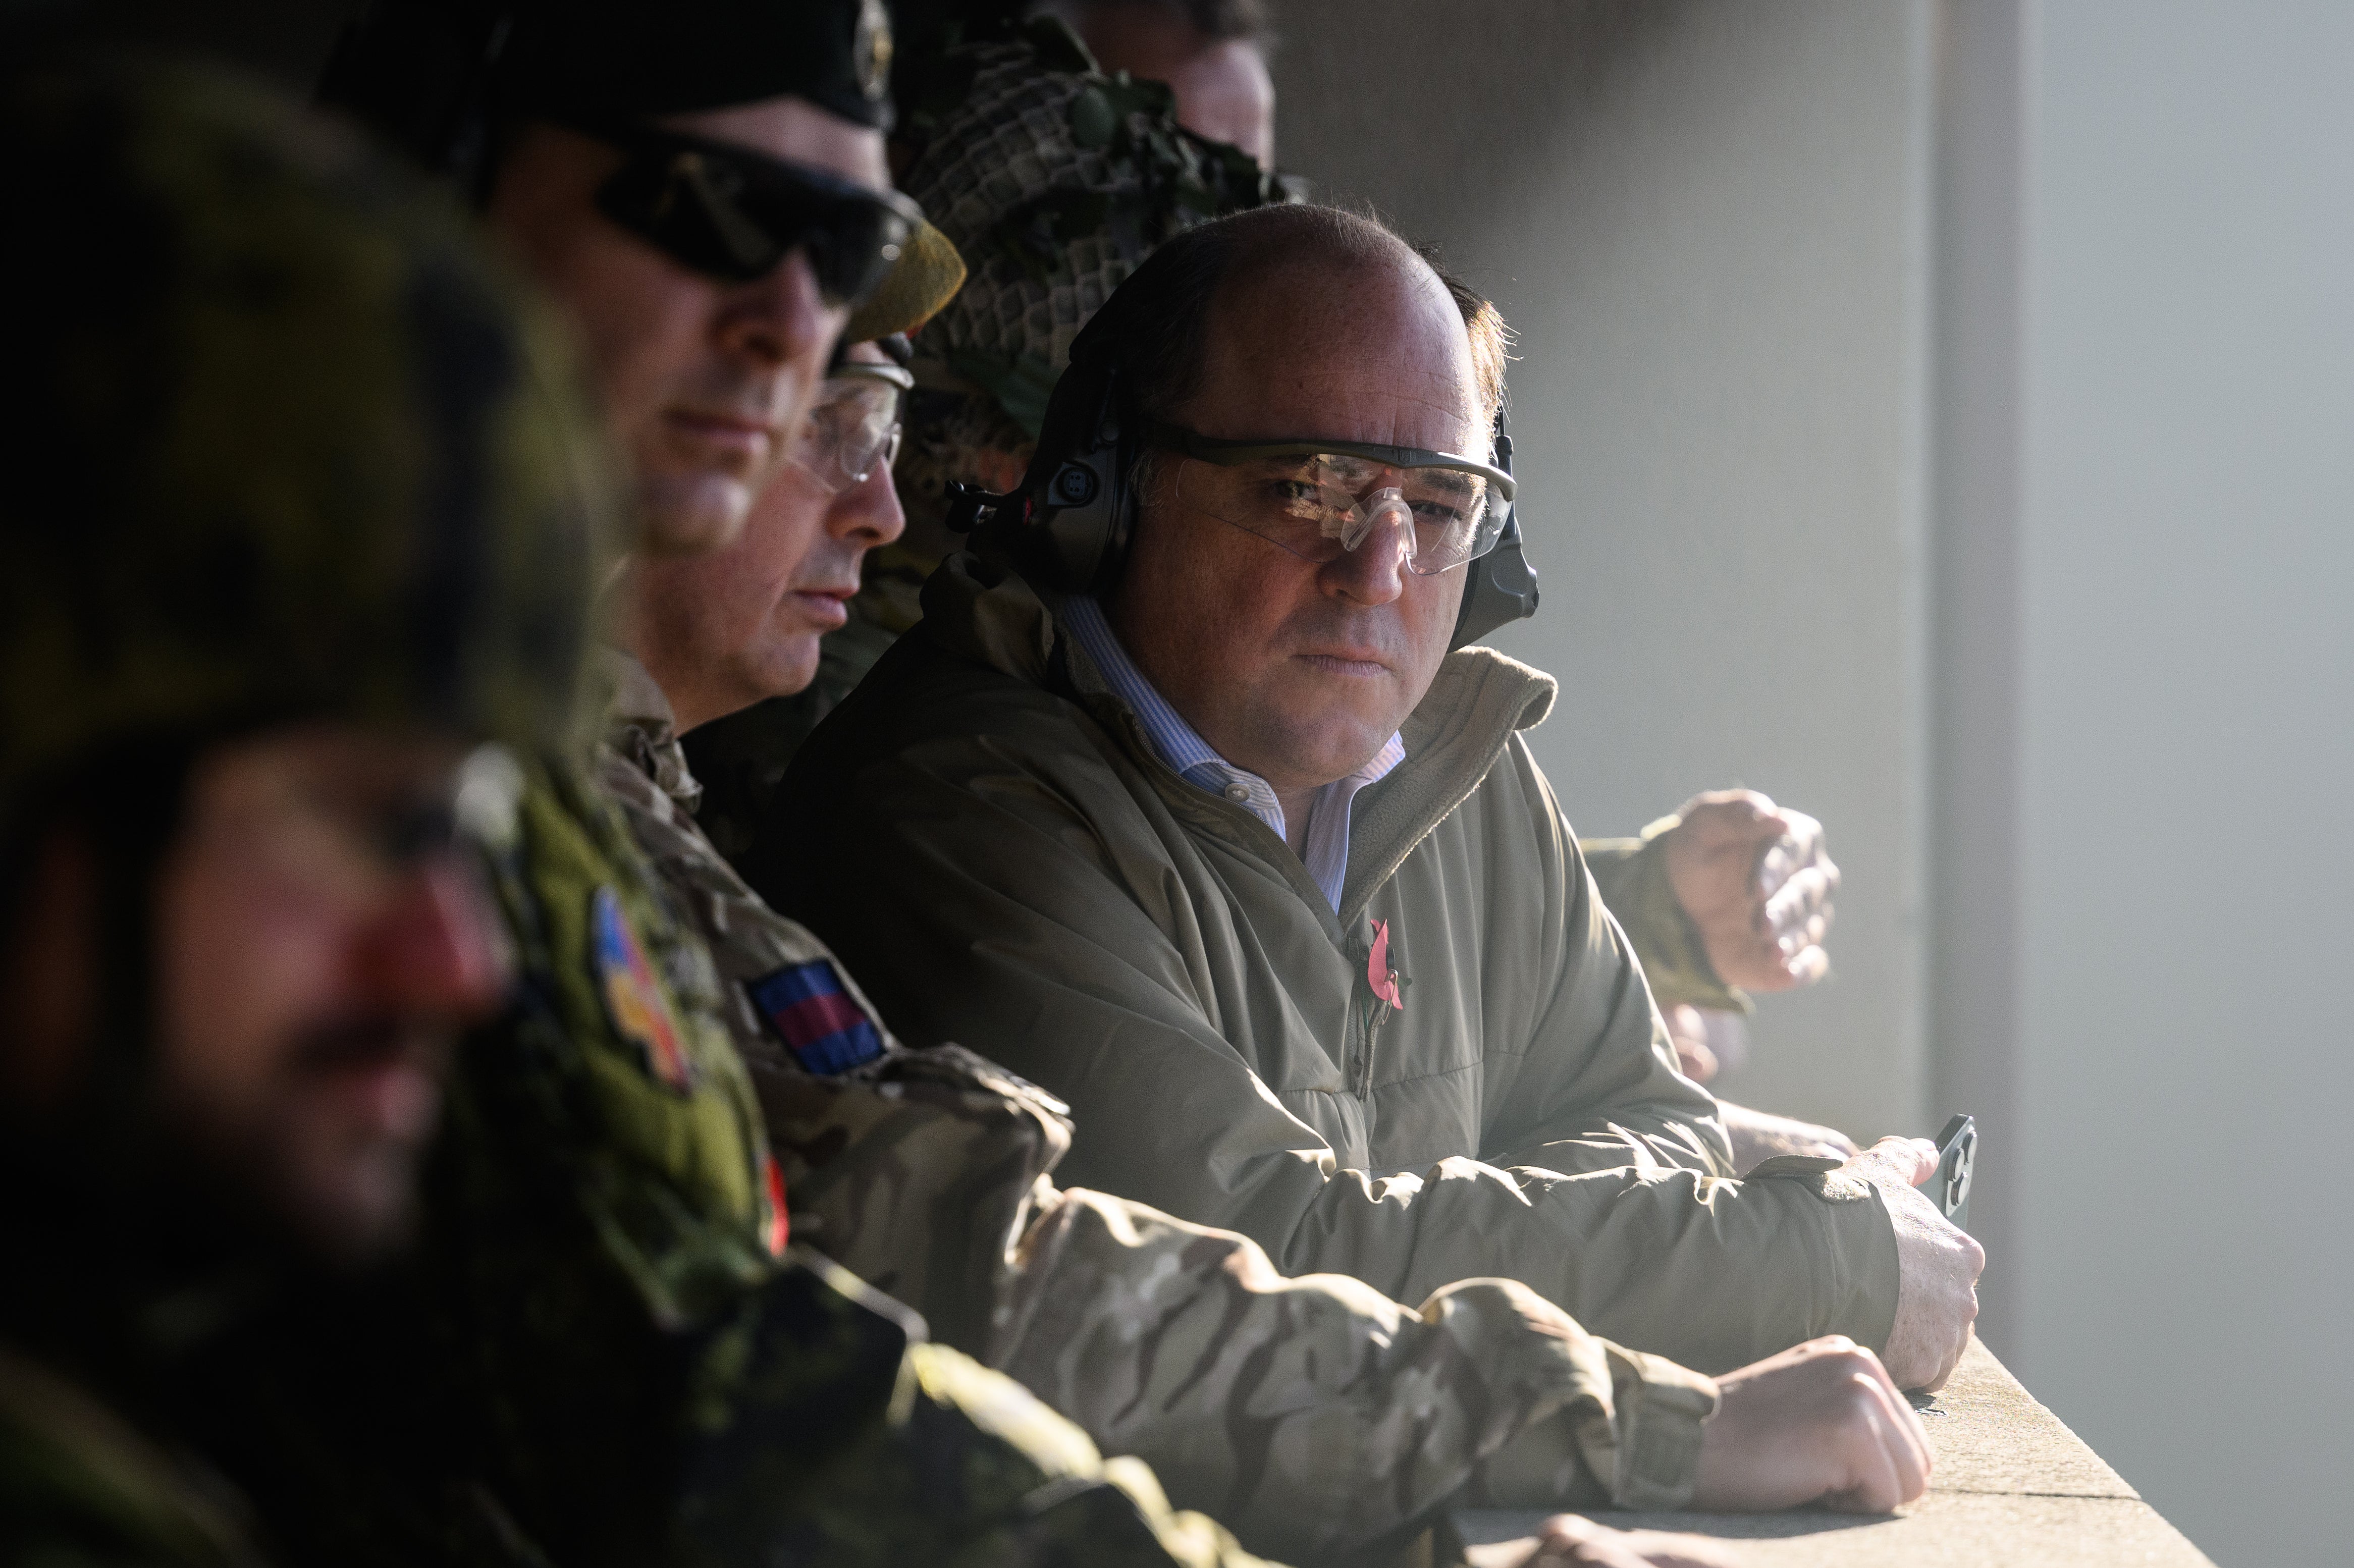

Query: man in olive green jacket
left=755, top=202, right=1985, bottom=1388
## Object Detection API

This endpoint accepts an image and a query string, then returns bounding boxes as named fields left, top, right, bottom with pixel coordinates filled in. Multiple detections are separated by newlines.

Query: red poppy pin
left=761, top=1154, right=791, bottom=1258
left=1368, top=919, right=1405, bottom=1011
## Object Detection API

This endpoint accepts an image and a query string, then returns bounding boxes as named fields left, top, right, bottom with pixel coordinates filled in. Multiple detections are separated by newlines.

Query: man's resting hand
left=1660, top=791, right=1837, bottom=992
left=1691, top=1337, right=1932, bottom=1513
left=1840, top=1137, right=1985, bottom=1391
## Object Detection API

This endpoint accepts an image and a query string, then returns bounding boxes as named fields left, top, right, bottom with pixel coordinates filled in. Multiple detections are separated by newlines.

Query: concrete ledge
left=1455, top=1340, right=2212, bottom=1566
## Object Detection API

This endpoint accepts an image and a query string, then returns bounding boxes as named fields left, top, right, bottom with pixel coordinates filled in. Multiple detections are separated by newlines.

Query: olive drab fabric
left=750, top=553, right=1905, bottom=1378
left=599, top=650, right=1725, bottom=1561
left=0, top=60, right=609, bottom=830
left=1581, top=829, right=1751, bottom=1015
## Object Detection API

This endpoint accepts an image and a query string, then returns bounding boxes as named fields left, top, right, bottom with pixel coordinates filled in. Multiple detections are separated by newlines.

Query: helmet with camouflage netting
left=0, top=56, right=615, bottom=839
left=887, top=9, right=1294, bottom=530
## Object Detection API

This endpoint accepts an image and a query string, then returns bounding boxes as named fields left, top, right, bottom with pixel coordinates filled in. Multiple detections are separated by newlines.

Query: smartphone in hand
left=1926, top=1113, right=1976, bottom=1231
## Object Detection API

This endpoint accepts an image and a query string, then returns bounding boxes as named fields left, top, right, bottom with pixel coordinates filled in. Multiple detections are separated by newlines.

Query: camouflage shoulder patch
left=746, top=960, right=885, bottom=1075
left=591, top=884, right=696, bottom=1093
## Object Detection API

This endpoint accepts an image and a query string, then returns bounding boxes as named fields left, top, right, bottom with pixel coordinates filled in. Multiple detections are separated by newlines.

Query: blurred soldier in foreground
left=0, top=55, right=597, bottom=1563
left=760, top=203, right=1986, bottom=1392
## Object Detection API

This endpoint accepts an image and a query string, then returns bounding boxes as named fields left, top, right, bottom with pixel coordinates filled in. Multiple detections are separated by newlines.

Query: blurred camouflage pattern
left=0, top=55, right=612, bottom=834
left=0, top=55, right=609, bottom=1568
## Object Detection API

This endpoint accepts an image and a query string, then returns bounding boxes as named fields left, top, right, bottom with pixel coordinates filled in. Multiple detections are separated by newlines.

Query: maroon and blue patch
left=747, top=960, right=885, bottom=1075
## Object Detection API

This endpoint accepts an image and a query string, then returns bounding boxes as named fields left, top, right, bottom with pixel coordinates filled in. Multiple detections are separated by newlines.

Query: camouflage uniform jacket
left=390, top=743, right=1275, bottom=1568
left=596, top=651, right=1723, bottom=1563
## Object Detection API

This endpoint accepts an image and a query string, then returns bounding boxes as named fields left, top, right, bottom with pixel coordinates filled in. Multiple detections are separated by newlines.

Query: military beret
left=320, top=0, right=899, bottom=174
left=504, top=0, right=898, bottom=129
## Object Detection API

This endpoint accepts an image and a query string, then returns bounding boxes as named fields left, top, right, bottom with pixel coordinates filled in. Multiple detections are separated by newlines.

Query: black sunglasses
left=554, top=114, right=923, bottom=304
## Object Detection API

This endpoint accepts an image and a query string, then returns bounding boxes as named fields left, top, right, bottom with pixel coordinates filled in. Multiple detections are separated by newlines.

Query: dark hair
left=1076, top=202, right=1509, bottom=447
left=1037, top=0, right=1277, bottom=49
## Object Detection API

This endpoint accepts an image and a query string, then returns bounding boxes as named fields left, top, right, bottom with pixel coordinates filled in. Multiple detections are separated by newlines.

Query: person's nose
left=356, top=857, right=510, bottom=1021
left=714, top=250, right=841, bottom=372
left=827, top=459, right=904, bottom=548
left=1319, top=511, right=1411, bottom=606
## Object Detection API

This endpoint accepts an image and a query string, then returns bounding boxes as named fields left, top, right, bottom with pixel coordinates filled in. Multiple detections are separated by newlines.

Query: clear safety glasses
left=788, top=359, right=912, bottom=494
left=1149, top=422, right=1516, bottom=576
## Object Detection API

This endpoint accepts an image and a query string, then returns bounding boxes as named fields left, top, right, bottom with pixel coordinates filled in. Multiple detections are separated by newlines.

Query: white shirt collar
left=1062, top=594, right=1405, bottom=909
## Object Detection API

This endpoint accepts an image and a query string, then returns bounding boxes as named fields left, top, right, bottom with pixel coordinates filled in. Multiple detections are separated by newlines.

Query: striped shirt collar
left=1062, top=593, right=1405, bottom=910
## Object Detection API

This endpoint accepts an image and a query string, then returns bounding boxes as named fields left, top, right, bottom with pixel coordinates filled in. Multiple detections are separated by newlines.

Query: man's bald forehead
left=1080, top=201, right=1507, bottom=435
left=1206, top=203, right=1431, bottom=288
left=1195, top=213, right=1474, bottom=429
left=1210, top=232, right=1454, bottom=336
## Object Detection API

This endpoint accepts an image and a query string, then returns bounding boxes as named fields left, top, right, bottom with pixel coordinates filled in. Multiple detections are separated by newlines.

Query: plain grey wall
left=1271, top=0, right=1940, bottom=1141
left=1279, top=2, right=2354, bottom=1559
left=2012, top=2, right=2354, bottom=1558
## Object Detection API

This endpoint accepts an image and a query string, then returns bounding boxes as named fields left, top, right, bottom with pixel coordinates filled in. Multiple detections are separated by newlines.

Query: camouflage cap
left=893, top=16, right=1291, bottom=439
left=0, top=58, right=615, bottom=819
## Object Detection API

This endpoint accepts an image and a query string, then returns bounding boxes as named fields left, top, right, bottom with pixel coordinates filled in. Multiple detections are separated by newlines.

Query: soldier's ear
left=0, top=822, right=101, bottom=1111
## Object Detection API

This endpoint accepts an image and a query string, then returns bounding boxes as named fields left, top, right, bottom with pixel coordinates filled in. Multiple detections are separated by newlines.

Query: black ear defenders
left=945, top=331, right=1540, bottom=650
left=1455, top=421, right=1541, bottom=647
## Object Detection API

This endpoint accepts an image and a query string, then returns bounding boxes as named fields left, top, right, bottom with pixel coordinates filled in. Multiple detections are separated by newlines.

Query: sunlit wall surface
left=2015, top=2, right=2354, bottom=1558
left=1274, top=0, right=1940, bottom=1148
left=1283, top=1, right=2353, bottom=1560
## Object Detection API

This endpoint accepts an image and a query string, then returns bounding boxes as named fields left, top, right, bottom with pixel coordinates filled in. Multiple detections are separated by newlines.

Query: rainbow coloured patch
left=591, top=885, right=695, bottom=1094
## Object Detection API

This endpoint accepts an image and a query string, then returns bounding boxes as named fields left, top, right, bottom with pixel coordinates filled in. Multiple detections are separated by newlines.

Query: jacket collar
left=597, top=645, right=704, bottom=812
left=919, top=552, right=1558, bottom=928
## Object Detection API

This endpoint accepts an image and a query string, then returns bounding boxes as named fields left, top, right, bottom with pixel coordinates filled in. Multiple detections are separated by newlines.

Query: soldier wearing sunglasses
left=762, top=201, right=1987, bottom=1399
left=324, top=0, right=955, bottom=558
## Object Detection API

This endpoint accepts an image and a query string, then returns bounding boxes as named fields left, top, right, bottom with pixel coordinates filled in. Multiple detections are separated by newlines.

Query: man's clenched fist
left=1692, top=1337, right=1933, bottom=1513
left=1660, top=790, right=1838, bottom=992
